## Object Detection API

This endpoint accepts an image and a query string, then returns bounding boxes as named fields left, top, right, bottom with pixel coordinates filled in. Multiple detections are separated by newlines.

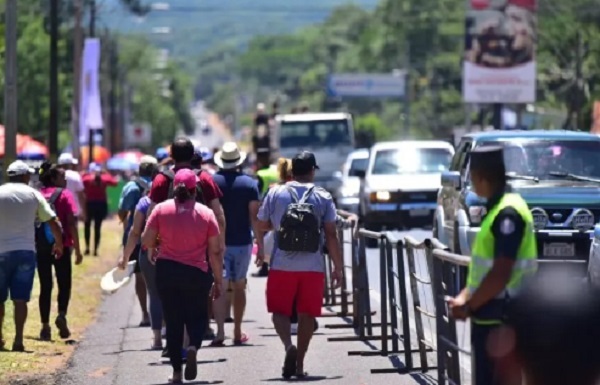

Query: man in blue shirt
left=118, top=155, right=158, bottom=327
left=211, top=142, right=260, bottom=346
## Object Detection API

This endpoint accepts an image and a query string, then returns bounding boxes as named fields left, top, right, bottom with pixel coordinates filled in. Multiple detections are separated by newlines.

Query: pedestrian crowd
left=0, top=136, right=356, bottom=384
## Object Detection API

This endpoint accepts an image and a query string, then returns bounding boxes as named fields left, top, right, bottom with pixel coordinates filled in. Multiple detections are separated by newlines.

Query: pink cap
left=173, top=169, right=198, bottom=190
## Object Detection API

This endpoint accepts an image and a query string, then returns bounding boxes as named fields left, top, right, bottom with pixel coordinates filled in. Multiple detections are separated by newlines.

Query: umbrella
left=106, top=156, right=138, bottom=171
left=18, top=138, right=49, bottom=160
left=114, top=150, right=145, bottom=164
left=80, top=145, right=111, bottom=166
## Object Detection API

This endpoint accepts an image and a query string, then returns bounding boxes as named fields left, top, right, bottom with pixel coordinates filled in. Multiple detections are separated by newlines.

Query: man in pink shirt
left=142, top=169, right=223, bottom=384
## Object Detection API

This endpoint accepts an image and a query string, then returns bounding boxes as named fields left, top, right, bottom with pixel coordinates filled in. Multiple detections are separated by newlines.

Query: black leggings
left=156, top=259, right=213, bottom=372
left=37, top=247, right=73, bottom=324
left=84, top=201, right=108, bottom=252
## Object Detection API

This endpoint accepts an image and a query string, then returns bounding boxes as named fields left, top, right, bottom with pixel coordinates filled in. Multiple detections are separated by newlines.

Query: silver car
left=334, top=149, right=369, bottom=214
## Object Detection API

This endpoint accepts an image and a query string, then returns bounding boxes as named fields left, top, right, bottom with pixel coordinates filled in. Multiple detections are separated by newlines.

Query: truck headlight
left=370, top=191, right=391, bottom=202
left=340, top=186, right=359, bottom=198
left=468, top=205, right=487, bottom=225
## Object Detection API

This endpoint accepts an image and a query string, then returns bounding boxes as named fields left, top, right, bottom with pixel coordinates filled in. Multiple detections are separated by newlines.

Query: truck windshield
left=372, top=148, right=453, bottom=175
left=280, top=120, right=352, bottom=148
left=479, top=139, right=600, bottom=180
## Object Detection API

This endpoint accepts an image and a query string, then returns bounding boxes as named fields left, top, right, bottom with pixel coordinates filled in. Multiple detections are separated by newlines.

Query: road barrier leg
left=396, top=242, right=413, bottom=370
left=385, top=240, right=400, bottom=354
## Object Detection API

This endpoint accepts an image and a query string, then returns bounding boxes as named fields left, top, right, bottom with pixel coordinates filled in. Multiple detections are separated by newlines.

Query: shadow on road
left=262, top=375, right=343, bottom=382
left=148, top=358, right=227, bottom=366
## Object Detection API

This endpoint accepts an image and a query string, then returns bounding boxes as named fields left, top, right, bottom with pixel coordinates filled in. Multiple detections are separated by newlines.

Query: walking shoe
left=39, top=326, right=51, bottom=341
left=55, top=315, right=71, bottom=339
left=161, top=346, right=169, bottom=358
left=282, top=345, right=298, bottom=379
left=184, top=347, right=198, bottom=380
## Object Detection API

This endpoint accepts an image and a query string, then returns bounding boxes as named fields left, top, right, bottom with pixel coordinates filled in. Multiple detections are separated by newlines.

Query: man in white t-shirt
left=0, top=161, right=63, bottom=352
left=58, top=153, right=86, bottom=220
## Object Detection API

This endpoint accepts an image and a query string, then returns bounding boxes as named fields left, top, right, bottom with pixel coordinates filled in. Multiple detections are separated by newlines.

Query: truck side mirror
left=355, top=170, right=366, bottom=179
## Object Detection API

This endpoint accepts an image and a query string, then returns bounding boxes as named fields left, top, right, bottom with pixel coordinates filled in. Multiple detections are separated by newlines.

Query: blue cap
left=155, top=147, right=169, bottom=161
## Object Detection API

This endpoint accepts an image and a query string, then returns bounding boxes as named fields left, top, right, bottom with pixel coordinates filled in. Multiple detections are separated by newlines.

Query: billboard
left=463, top=0, right=537, bottom=103
left=327, top=73, right=406, bottom=98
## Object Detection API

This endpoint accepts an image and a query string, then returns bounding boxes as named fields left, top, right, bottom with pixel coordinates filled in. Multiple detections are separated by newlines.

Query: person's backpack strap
left=48, top=188, right=64, bottom=206
left=161, top=169, right=176, bottom=198
left=284, top=185, right=300, bottom=203
left=192, top=168, right=205, bottom=204
left=298, top=185, right=316, bottom=204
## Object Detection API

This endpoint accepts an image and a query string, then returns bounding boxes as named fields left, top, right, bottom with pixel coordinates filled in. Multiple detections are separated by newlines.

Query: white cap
left=58, top=153, right=78, bottom=165
left=257, top=103, right=265, bottom=110
left=140, top=155, right=158, bottom=165
left=7, top=160, right=35, bottom=176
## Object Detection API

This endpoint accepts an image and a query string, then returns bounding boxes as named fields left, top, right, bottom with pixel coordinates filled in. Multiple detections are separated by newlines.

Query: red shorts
left=266, top=270, right=325, bottom=318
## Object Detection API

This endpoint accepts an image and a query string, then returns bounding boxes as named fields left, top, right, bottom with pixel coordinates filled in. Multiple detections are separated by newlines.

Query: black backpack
left=277, top=185, right=321, bottom=253
left=35, top=188, right=64, bottom=254
left=161, top=168, right=205, bottom=205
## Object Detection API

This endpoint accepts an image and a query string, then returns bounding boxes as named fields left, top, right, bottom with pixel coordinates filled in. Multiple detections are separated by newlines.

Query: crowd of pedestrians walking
left=0, top=134, right=355, bottom=384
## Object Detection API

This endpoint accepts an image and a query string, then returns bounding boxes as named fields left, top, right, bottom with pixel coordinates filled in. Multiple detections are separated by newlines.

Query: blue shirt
left=257, top=182, right=337, bottom=273
left=118, top=177, right=151, bottom=245
left=213, top=170, right=260, bottom=246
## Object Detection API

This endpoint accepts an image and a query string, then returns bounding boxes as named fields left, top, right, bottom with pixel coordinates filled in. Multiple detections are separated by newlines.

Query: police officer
left=255, top=148, right=279, bottom=198
left=448, top=145, right=538, bottom=385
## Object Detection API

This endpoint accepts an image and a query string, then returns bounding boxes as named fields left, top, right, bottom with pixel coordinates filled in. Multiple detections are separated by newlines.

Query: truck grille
left=538, top=208, right=597, bottom=229
left=394, top=190, right=438, bottom=203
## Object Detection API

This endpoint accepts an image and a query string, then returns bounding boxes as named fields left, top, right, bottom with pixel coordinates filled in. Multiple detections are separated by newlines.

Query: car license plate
left=543, top=243, right=576, bottom=258
left=409, top=209, right=430, bottom=217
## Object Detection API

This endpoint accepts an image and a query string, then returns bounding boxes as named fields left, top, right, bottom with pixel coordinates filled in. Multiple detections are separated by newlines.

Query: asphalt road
left=358, top=228, right=472, bottom=384
left=57, top=267, right=429, bottom=385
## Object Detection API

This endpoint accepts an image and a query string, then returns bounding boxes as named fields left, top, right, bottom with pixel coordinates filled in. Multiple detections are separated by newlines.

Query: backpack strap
left=48, top=188, right=63, bottom=205
left=192, top=169, right=205, bottom=204
left=299, top=185, right=316, bottom=204
left=284, top=185, right=300, bottom=203
left=161, top=169, right=176, bottom=198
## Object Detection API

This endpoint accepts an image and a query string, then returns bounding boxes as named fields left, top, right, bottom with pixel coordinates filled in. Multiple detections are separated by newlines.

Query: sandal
left=209, top=339, right=225, bottom=347
left=168, top=376, right=183, bottom=384
left=233, top=332, right=249, bottom=346
left=281, top=345, right=297, bottom=379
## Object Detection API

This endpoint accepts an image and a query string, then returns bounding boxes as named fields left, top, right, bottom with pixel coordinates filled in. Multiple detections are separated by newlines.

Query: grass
left=0, top=219, right=122, bottom=384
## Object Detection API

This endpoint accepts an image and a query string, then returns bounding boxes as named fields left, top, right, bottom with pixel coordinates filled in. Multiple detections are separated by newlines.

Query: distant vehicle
left=274, top=112, right=355, bottom=193
left=358, top=140, right=454, bottom=231
left=437, top=130, right=600, bottom=272
left=333, top=149, right=369, bottom=214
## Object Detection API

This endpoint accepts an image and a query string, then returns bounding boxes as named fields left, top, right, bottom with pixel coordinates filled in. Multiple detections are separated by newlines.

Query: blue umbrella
left=106, top=156, right=137, bottom=171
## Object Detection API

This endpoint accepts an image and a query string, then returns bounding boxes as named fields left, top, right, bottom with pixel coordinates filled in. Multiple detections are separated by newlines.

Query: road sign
left=327, top=73, right=406, bottom=98
left=125, top=123, right=152, bottom=147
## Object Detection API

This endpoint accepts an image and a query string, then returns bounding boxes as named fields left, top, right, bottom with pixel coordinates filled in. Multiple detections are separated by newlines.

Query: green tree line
left=0, top=0, right=193, bottom=153
left=197, top=0, right=600, bottom=141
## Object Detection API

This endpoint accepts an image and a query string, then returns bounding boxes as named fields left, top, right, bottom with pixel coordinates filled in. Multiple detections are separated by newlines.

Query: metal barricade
left=322, top=224, right=353, bottom=317
left=430, top=247, right=471, bottom=385
left=327, top=228, right=379, bottom=345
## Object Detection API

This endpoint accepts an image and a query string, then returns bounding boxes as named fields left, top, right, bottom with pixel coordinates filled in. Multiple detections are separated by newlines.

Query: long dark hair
left=173, top=183, right=195, bottom=203
left=39, top=161, right=63, bottom=187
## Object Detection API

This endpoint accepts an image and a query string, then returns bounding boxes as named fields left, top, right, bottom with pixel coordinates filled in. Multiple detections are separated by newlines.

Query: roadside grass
left=0, top=219, right=122, bottom=384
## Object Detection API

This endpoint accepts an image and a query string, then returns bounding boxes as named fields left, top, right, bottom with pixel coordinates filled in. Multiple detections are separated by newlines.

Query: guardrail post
left=405, top=245, right=429, bottom=372
left=445, top=262, right=462, bottom=384
left=379, top=235, right=388, bottom=356
left=395, top=240, right=413, bottom=370
left=385, top=239, right=399, bottom=354
left=432, top=257, right=447, bottom=384
left=339, top=228, right=350, bottom=316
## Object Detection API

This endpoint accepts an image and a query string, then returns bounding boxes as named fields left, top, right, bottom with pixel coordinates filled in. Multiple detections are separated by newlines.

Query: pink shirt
left=41, top=186, right=78, bottom=247
left=146, top=199, right=219, bottom=271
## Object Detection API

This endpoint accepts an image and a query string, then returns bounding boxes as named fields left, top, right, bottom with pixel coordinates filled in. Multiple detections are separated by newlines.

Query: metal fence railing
left=319, top=223, right=588, bottom=384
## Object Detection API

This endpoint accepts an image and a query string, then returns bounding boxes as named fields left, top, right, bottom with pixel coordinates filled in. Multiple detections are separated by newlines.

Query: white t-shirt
left=0, top=183, right=56, bottom=254
left=65, top=169, right=84, bottom=215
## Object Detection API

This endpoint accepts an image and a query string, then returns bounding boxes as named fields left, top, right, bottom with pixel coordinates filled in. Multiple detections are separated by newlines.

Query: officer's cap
left=469, top=145, right=505, bottom=171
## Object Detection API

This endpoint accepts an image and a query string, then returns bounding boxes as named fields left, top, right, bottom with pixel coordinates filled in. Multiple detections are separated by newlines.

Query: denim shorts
left=0, top=250, right=37, bottom=302
left=224, top=245, right=253, bottom=282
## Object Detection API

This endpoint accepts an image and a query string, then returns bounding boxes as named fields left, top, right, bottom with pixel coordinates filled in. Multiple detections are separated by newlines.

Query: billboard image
left=463, top=0, right=537, bottom=103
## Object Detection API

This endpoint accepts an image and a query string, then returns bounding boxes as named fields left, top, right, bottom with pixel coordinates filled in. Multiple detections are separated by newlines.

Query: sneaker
left=39, top=326, right=51, bottom=341
left=290, top=323, right=298, bottom=335
left=55, top=315, right=71, bottom=339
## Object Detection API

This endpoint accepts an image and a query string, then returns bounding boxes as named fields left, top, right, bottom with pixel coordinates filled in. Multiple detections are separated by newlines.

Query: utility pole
left=4, top=0, right=18, bottom=165
left=71, top=0, right=83, bottom=163
left=88, top=0, right=97, bottom=166
left=49, top=0, right=60, bottom=162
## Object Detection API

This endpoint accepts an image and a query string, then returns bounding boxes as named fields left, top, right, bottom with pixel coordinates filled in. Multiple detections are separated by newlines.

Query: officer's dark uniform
left=465, top=146, right=537, bottom=385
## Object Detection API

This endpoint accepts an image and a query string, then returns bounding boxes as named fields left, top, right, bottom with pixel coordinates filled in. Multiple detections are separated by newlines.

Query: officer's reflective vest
left=467, top=193, right=538, bottom=325
left=257, top=165, right=279, bottom=195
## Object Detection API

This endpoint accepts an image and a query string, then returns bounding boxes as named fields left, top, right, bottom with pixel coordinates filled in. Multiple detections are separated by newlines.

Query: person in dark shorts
left=118, top=156, right=158, bottom=327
